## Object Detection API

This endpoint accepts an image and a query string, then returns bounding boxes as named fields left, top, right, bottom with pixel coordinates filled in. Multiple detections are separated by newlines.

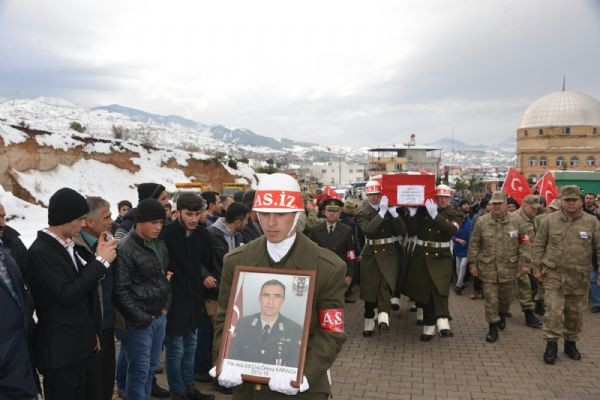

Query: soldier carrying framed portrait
left=216, top=266, right=316, bottom=387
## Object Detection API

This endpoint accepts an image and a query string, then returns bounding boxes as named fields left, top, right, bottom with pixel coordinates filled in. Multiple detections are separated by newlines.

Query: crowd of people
left=1, top=175, right=599, bottom=400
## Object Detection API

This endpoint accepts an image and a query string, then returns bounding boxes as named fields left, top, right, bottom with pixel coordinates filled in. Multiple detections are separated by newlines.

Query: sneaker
left=186, top=385, right=216, bottom=400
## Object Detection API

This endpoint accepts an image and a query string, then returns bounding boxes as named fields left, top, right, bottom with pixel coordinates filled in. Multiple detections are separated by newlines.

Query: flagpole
left=531, top=171, right=548, bottom=192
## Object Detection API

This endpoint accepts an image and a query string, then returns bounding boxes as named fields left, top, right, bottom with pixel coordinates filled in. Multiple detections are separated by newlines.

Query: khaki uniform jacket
left=214, top=234, right=347, bottom=398
left=403, top=206, right=463, bottom=302
left=512, top=208, right=537, bottom=272
left=532, top=210, right=600, bottom=295
left=468, top=211, right=529, bottom=283
left=356, top=205, right=407, bottom=298
left=309, top=221, right=357, bottom=278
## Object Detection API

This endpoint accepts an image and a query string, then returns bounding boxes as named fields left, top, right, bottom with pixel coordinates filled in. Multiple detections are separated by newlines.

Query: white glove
left=388, top=206, right=399, bottom=218
left=378, top=195, right=389, bottom=218
left=425, top=199, right=438, bottom=220
left=407, top=207, right=418, bottom=217
left=268, top=373, right=309, bottom=395
left=210, top=366, right=243, bottom=388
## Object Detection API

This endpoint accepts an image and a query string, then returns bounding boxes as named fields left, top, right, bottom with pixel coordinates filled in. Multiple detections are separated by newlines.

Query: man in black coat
left=0, top=246, right=39, bottom=399
left=0, top=202, right=28, bottom=273
left=25, top=188, right=117, bottom=400
left=160, top=193, right=214, bottom=400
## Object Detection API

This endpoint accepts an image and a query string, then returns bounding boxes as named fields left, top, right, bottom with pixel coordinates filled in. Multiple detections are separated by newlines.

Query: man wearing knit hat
left=114, top=183, right=169, bottom=240
left=26, top=187, right=117, bottom=400
left=113, top=198, right=172, bottom=400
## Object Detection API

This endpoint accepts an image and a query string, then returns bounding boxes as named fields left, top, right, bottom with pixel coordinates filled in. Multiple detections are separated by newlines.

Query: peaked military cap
left=323, top=198, right=344, bottom=211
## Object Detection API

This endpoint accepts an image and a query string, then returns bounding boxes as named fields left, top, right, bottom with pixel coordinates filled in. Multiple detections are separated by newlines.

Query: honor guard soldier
left=310, top=198, right=357, bottom=298
left=356, top=180, right=407, bottom=336
left=212, top=173, right=347, bottom=399
left=532, top=185, right=600, bottom=364
left=468, top=191, right=529, bottom=342
left=512, top=195, right=543, bottom=328
left=404, top=184, right=464, bottom=341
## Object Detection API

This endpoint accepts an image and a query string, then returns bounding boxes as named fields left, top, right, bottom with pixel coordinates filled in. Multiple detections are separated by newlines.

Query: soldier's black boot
left=534, top=301, right=545, bottom=316
left=564, top=340, right=581, bottom=360
left=544, top=341, right=558, bottom=364
left=485, top=323, right=498, bottom=343
left=497, top=313, right=507, bottom=330
left=420, top=325, right=435, bottom=342
left=524, top=310, right=542, bottom=328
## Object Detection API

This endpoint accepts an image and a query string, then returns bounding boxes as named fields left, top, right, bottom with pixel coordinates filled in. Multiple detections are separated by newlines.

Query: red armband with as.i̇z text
left=319, top=308, right=344, bottom=333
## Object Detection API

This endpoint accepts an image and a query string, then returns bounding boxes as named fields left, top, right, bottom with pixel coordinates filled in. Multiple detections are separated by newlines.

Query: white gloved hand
left=268, top=373, right=309, bottom=395
left=211, top=365, right=243, bottom=388
left=378, top=195, right=389, bottom=218
left=425, top=199, right=438, bottom=219
left=407, top=207, right=418, bottom=217
left=388, top=206, right=399, bottom=218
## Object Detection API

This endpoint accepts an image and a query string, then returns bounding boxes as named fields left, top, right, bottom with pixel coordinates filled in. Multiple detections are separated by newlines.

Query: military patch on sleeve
left=319, top=308, right=344, bottom=333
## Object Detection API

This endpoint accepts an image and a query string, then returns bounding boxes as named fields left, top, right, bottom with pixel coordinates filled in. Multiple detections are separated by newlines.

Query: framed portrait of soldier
left=216, top=266, right=316, bottom=386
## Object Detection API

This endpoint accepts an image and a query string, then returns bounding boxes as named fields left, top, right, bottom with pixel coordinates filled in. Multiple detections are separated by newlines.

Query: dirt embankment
left=0, top=126, right=248, bottom=202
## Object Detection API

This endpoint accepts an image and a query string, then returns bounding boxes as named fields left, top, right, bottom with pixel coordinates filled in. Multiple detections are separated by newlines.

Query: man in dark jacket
left=26, top=187, right=117, bottom=400
left=0, top=246, right=39, bottom=399
left=0, top=202, right=28, bottom=273
left=73, top=196, right=116, bottom=400
left=201, top=191, right=223, bottom=226
left=240, top=190, right=262, bottom=244
left=114, top=183, right=169, bottom=239
left=113, top=198, right=171, bottom=400
left=160, top=193, right=214, bottom=400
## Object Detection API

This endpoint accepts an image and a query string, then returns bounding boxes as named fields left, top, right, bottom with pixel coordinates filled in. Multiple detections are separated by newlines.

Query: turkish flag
left=503, top=168, right=531, bottom=205
left=229, top=276, right=244, bottom=336
left=323, top=186, right=341, bottom=200
left=538, top=171, right=558, bottom=204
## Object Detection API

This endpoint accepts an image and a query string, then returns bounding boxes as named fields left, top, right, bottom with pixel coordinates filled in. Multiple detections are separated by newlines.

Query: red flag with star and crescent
left=503, top=167, right=531, bottom=205
left=538, top=171, right=558, bottom=204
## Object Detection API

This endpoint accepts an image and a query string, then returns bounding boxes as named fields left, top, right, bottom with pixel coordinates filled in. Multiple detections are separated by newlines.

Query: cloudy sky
left=1, top=0, right=599, bottom=146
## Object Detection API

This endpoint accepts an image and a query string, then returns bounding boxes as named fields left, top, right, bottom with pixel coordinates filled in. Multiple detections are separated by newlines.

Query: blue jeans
left=195, top=313, right=213, bottom=374
left=165, top=329, right=198, bottom=394
left=122, top=315, right=166, bottom=400
left=115, top=329, right=127, bottom=391
left=591, top=270, right=600, bottom=307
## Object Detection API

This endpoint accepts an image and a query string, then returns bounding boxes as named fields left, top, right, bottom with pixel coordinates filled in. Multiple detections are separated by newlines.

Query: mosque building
left=516, top=87, right=600, bottom=183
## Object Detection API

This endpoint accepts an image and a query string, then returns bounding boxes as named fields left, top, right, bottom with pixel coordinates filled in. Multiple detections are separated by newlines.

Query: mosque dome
left=519, top=90, right=600, bottom=129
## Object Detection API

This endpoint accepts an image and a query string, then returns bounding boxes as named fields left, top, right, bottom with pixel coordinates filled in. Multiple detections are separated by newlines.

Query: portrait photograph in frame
left=216, top=266, right=316, bottom=387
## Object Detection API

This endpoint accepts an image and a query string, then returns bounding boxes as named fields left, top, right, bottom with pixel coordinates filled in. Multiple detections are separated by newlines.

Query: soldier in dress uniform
left=212, top=173, right=346, bottom=399
left=403, top=184, right=464, bottom=341
left=310, top=198, right=357, bottom=301
left=468, top=191, right=529, bottom=342
left=229, top=280, right=302, bottom=367
left=532, top=185, right=600, bottom=364
left=512, top=195, right=543, bottom=328
left=356, top=180, right=407, bottom=336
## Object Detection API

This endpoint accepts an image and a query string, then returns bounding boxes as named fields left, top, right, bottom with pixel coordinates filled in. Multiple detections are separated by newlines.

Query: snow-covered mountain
left=425, top=136, right=516, bottom=152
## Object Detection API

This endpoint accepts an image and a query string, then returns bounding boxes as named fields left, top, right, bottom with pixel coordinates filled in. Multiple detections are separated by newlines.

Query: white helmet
left=253, top=173, right=304, bottom=213
left=364, top=180, right=382, bottom=194
left=435, top=184, right=453, bottom=197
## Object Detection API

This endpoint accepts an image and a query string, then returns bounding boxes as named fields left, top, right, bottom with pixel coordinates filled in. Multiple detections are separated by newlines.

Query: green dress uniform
left=403, top=205, right=463, bottom=325
left=229, top=313, right=302, bottom=367
left=309, top=221, right=357, bottom=279
left=214, top=234, right=347, bottom=399
left=355, top=204, right=407, bottom=315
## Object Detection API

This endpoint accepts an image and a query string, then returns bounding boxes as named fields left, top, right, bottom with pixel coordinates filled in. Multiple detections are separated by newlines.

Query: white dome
left=519, top=90, right=600, bottom=129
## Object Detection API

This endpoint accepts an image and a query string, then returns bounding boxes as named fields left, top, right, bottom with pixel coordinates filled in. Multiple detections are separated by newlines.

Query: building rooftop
left=367, top=145, right=441, bottom=152
left=519, top=90, right=600, bottom=129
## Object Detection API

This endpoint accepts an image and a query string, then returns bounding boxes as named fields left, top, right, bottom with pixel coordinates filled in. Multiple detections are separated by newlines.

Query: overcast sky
left=1, top=0, right=599, bottom=147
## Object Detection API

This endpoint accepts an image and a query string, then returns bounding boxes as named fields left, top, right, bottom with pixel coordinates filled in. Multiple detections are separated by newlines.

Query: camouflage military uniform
left=532, top=208, right=600, bottom=342
left=468, top=210, right=529, bottom=324
left=513, top=207, right=536, bottom=312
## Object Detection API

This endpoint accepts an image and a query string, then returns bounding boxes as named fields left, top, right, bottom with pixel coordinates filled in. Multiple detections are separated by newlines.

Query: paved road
left=151, top=287, right=600, bottom=400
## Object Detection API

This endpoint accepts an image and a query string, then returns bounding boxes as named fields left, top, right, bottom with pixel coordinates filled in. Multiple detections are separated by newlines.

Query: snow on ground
left=0, top=186, right=47, bottom=247
left=0, top=122, right=28, bottom=145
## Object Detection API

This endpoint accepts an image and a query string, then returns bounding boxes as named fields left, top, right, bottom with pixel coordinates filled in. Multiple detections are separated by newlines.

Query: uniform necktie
left=329, top=225, right=334, bottom=236
left=263, top=324, right=270, bottom=342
